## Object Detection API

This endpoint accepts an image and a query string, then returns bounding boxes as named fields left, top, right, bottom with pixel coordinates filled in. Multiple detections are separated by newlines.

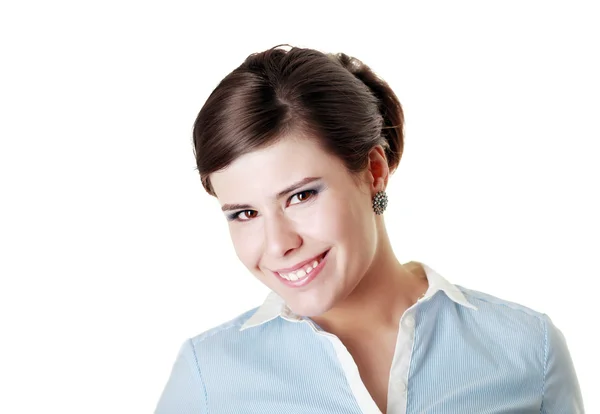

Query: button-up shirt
left=155, top=263, right=584, bottom=413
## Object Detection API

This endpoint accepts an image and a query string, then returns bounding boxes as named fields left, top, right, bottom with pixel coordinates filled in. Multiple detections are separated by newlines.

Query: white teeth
left=280, top=254, right=324, bottom=281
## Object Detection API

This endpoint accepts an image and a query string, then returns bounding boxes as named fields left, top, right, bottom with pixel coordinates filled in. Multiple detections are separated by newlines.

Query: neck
left=311, top=221, right=429, bottom=338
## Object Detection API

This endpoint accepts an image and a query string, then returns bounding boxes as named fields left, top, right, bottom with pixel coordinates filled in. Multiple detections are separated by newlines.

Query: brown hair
left=192, top=45, right=404, bottom=196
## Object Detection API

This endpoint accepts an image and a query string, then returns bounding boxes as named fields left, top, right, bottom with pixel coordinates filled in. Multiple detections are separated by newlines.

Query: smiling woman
left=154, top=45, right=584, bottom=413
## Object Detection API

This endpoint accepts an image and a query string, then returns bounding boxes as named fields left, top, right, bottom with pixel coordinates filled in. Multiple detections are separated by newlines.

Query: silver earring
left=372, top=191, right=388, bottom=215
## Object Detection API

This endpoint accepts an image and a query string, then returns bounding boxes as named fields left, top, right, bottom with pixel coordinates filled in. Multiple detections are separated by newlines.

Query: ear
left=366, top=145, right=390, bottom=193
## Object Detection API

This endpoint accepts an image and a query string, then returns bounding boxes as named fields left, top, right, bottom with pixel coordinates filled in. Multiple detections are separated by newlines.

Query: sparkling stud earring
left=372, top=190, right=388, bottom=215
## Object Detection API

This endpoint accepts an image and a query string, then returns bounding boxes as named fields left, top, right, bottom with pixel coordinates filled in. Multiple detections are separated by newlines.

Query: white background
left=1, top=1, right=597, bottom=412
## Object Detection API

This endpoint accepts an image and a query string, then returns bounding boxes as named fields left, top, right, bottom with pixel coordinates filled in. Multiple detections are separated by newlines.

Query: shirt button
left=398, top=380, right=407, bottom=392
left=403, top=315, right=415, bottom=328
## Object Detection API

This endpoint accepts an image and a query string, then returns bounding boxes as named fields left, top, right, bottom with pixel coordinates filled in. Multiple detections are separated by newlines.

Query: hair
left=192, top=45, right=404, bottom=197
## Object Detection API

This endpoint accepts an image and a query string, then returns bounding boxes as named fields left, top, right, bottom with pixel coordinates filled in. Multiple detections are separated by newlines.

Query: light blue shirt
left=155, top=263, right=584, bottom=413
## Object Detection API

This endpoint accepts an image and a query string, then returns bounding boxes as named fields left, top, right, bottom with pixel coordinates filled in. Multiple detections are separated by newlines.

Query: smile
left=274, top=249, right=330, bottom=286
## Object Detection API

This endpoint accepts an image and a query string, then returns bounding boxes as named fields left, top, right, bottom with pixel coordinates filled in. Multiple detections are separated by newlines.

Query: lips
left=273, top=250, right=329, bottom=274
left=275, top=249, right=330, bottom=288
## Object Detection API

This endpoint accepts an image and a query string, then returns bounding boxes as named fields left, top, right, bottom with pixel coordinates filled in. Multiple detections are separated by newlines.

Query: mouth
left=274, top=249, right=330, bottom=287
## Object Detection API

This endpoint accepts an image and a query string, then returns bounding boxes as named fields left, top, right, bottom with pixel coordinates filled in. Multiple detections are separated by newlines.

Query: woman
left=155, top=45, right=584, bottom=413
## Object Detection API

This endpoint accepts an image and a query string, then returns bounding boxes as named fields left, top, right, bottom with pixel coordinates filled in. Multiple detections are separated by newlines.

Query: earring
left=372, top=190, right=388, bottom=215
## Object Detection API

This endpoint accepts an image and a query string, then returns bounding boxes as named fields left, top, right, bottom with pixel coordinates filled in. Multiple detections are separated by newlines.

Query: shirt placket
left=304, top=318, right=383, bottom=414
left=302, top=303, right=421, bottom=414
left=386, top=307, right=418, bottom=414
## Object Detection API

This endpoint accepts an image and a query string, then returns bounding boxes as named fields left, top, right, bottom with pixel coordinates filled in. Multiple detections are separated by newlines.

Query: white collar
left=239, top=262, right=477, bottom=331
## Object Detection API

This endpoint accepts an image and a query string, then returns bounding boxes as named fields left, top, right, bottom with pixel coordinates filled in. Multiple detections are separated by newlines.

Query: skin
left=210, top=134, right=429, bottom=337
left=210, top=134, right=429, bottom=412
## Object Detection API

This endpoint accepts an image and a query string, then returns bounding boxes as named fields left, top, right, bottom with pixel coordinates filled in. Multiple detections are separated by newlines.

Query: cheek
left=328, top=196, right=376, bottom=271
left=230, top=226, right=263, bottom=269
left=323, top=195, right=371, bottom=241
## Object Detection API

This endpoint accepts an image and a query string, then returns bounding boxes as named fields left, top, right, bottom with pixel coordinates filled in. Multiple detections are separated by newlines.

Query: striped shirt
left=155, top=263, right=584, bottom=413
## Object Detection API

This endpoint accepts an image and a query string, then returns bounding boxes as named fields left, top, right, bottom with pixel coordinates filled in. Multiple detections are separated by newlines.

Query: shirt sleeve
left=154, top=339, right=208, bottom=414
left=540, top=313, right=585, bottom=413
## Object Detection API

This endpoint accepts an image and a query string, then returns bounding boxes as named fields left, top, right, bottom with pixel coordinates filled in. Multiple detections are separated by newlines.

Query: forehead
left=210, top=136, right=343, bottom=201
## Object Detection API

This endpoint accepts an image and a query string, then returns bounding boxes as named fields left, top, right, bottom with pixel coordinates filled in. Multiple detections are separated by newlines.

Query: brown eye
left=289, top=190, right=317, bottom=205
left=298, top=191, right=312, bottom=201
left=237, top=210, right=258, bottom=221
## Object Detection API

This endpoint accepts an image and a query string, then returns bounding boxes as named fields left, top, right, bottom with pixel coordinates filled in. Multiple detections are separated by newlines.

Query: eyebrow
left=220, top=176, right=323, bottom=212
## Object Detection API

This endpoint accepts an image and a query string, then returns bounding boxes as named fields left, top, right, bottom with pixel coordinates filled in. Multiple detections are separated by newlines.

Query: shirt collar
left=239, top=261, right=477, bottom=331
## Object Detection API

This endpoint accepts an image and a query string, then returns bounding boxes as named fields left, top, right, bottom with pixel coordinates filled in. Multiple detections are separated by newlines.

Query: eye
left=228, top=189, right=319, bottom=223
left=289, top=189, right=318, bottom=205
left=228, top=210, right=258, bottom=222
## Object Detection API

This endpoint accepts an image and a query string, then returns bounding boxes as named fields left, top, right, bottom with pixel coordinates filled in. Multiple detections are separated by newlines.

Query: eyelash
left=227, top=188, right=320, bottom=222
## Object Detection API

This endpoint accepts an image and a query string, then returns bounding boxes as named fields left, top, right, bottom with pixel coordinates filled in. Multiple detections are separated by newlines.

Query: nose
left=263, top=212, right=302, bottom=259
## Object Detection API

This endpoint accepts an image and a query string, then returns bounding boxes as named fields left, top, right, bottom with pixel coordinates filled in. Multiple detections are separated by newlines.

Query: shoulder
left=453, top=286, right=584, bottom=411
left=452, top=285, right=577, bottom=375
left=457, top=284, right=546, bottom=321
left=453, top=285, right=550, bottom=349
left=189, top=306, right=260, bottom=346
left=436, top=286, right=560, bottom=380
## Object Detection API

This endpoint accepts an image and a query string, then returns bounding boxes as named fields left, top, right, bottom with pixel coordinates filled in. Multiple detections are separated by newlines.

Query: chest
left=342, top=331, right=399, bottom=413
left=202, top=324, right=544, bottom=414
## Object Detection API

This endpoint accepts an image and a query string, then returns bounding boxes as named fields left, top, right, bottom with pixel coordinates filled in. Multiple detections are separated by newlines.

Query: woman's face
left=210, top=136, right=381, bottom=317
